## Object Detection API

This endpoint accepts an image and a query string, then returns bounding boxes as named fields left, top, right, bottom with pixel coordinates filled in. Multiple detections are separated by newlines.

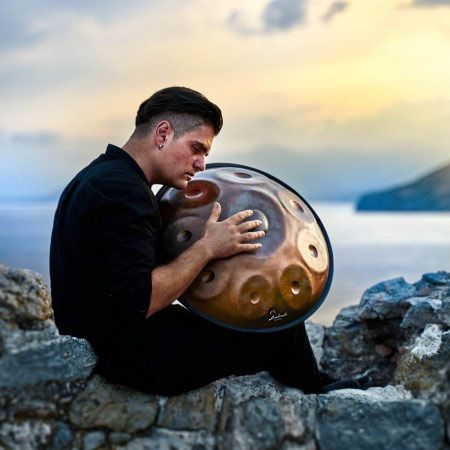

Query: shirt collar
left=105, top=144, right=150, bottom=186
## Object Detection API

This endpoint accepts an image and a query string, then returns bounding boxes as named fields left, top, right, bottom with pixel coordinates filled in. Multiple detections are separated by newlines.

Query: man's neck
left=122, top=139, right=157, bottom=185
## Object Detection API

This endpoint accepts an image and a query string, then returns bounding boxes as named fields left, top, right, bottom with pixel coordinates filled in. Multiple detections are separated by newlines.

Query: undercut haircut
left=134, top=87, right=223, bottom=138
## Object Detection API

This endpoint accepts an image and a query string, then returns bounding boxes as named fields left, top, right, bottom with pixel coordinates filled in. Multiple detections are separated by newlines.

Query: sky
left=1, top=0, right=450, bottom=201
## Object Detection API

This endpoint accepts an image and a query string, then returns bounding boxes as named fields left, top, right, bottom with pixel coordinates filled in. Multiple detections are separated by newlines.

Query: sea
left=0, top=201, right=448, bottom=326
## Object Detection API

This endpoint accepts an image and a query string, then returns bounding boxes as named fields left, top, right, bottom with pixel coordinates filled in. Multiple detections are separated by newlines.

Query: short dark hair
left=134, top=86, right=223, bottom=137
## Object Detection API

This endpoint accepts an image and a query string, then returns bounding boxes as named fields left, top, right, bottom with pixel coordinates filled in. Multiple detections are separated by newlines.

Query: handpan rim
left=156, top=162, right=334, bottom=333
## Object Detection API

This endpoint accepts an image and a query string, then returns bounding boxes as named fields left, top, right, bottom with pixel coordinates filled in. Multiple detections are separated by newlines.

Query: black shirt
left=50, top=144, right=162, bottom=346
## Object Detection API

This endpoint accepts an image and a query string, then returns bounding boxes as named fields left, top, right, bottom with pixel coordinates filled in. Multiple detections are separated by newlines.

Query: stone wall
left=0, top=264, right=449, bottom=449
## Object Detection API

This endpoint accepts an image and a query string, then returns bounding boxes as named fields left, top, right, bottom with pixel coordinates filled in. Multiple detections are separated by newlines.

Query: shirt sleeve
left=89, top=180, right=159, bottom=322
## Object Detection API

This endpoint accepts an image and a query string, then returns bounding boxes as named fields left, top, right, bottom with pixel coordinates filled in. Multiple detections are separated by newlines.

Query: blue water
left=313, top=203, right=450, bottom=324
left=0, top=201, right=56, bottom=281
left=0, top=201, right=449, bottom=326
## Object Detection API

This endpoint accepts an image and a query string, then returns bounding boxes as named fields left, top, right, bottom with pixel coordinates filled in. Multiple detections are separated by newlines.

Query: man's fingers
left=206, top=202, right=221, bottom=223
left=237, top=220, right=262, bottom=232
left=228, top=209, right=254, bottom=225
left=238, top=243, right=263, bottom=252
left=240, top=230, right=265, bottom=242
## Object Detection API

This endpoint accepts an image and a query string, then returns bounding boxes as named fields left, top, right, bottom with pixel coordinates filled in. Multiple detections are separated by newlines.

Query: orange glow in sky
left=1, top=0, right=449, bottom=199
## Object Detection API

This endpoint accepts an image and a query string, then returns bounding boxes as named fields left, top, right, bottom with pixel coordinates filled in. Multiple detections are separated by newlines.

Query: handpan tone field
left=156, top=163, right=333, bottom=332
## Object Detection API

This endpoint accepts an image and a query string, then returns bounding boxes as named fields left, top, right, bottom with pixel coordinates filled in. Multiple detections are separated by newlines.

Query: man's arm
left=146, top=202, right=264, bottom=317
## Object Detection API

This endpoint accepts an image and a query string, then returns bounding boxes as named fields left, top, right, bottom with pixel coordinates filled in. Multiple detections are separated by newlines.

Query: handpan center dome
left=157, top=163, right=333, bottom=332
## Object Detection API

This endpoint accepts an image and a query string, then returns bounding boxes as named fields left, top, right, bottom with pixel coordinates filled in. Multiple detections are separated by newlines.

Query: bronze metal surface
left=157, top=164, right=333, bottom=332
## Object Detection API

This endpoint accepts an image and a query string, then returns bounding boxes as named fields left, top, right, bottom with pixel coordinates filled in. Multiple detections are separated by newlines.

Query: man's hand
left=201, top=202, right=264, bottom=260
left=147, top=203, right=265, bottom=317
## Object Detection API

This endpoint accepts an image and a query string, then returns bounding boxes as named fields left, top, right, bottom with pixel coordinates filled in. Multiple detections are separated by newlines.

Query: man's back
left=50, top=144, right=161, bottom=347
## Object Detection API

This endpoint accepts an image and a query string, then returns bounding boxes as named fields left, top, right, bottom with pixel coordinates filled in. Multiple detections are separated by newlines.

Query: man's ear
left=154, top=120, right=172, bottom=146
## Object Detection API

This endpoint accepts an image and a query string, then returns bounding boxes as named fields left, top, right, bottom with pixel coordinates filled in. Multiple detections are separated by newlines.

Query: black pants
left=94, top=305, right=327, bottom=396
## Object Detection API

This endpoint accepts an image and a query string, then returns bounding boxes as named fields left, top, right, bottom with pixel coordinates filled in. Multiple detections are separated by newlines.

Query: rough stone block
left=359, top=277, right=416, bottom=320
left=0, top=334, right=96, bottom=388
left=0, top=420, right=53, bottom=450
left=316, top=388, right=444, bottom=450
left=117, top=429, right=215, bottom=450
left=0, top=265, right=53, bottom=330
left=157, top=386, right=219, bottom=432
left=69, top=375, right=158, bottom=433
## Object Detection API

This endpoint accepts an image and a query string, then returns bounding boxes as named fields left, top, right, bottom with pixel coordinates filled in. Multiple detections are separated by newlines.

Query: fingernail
left=257, top=220, right=262, bottom=225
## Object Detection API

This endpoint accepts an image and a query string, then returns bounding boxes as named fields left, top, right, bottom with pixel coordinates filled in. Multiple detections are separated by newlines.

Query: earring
left=158, top=144, right=163, bottom=149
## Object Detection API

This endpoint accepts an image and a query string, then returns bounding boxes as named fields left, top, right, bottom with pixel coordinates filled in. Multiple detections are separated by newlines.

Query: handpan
left=156, top=163, right=333, bottom=332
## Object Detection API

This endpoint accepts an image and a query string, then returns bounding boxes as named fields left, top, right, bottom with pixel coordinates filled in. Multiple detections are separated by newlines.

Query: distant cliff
left=356, top=163, right=450, bottom=211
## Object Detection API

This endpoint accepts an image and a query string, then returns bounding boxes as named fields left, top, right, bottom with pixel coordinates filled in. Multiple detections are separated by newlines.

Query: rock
left=0, top=333, right=96, bottom=388
left=400, top=298, right=442, bottom=330
left=322, top=272, right=450, bottom=387
left=218, top=396, right=287, bottom=450
left=0, top=266, right=98, bottom=439
left=320, top=305, right=391, bottom=383
left=0, top=264, right=54, bottom=330
left=305, top=321, right=325, bottom=368
left=83, top=431, right=106, bottom=450
left=323, top=384, right=413, bottom=401
left=109, top=432, right=132, bottom=445
left=117, top=429, right=216, bottom=450
left=0, top=397, right=7, bottom=422
left=316, top=387, right=444, bottom=450
left=414, top=272, right=450, bottom=301
left=1, top=379, right=86, bottom=422
left=0, top=421, right=52, bottom=450
left=359, top=277, right=416, bottom=320
left=0, top=265, right=96, bottom=423
left=0, top=264, right=449, bottom=450
left=48, top=422, right=74, bottom=450
left=422, top=271, right=450, bottom=286
left=215, top=373, right=317, bottom=450
left=280, top=442, right=316, bottom=450
left=218, top=394, right=318, bottom=450
left=438, top=299, right=450, bottom=328
left=409, top=324, right=445, bottom=360
left=69, top=375, right=158, bottom=433
left=157, top=386, right=219, bottom=432
left=395, top=324, right=450, bottom=394
left=395, top=324, right=450, bottom=441
left=212, top=371, right=287, bottom=405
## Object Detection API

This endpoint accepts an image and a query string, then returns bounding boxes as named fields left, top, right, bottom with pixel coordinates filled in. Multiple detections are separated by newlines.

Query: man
left=50, top=87, right=371, bottom=395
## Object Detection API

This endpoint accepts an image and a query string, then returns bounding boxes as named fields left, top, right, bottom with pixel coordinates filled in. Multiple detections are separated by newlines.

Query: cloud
left=214, top=97, right=450, bottom=200
left=228, top=0, right=306, bottom=35
left=8, top=131, right=59, bottom=146
left=0, top=129, right=103, bottom=201
left=0, top=3, right=47, bottom=51
left=227, top=10, right=257, bottom=35
left=262, top=0, right=306, bottom=31
left=2, top=97, right=450, bottom=202
left=220, top=146, right=435, bottom=201
left=0, top=0, right=157, bottom=53
left=0, top=126, right=428, bottom=202
left=411, top=0, right=450, bottom=6
left=321, top=1, right=349, bottom=22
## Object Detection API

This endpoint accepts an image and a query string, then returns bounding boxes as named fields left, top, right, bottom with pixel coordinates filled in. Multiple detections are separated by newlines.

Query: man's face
left=160, top=124, right=215, bottom=189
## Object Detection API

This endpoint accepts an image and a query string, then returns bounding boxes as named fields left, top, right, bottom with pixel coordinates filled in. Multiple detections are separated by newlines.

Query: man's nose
left=194, top=156, right=205, bottom=172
